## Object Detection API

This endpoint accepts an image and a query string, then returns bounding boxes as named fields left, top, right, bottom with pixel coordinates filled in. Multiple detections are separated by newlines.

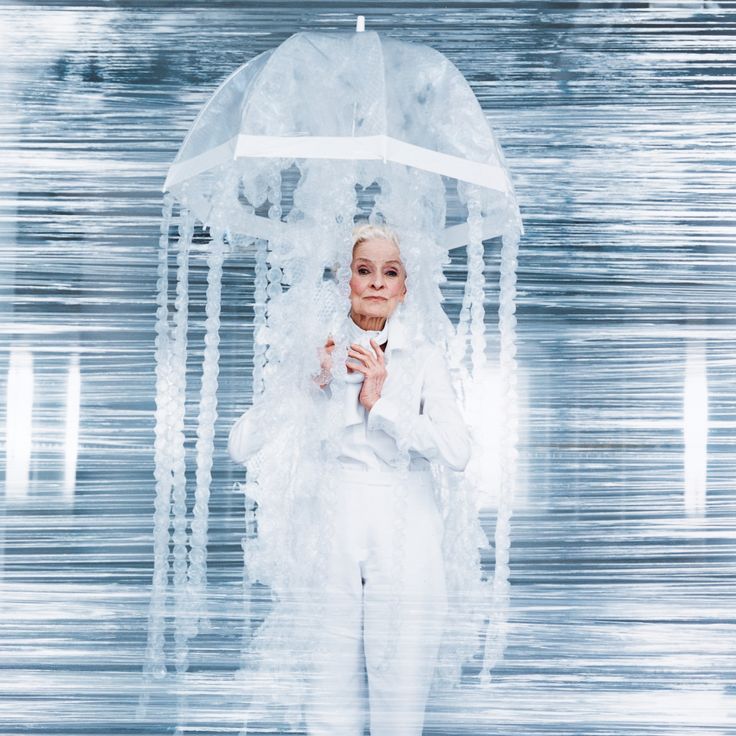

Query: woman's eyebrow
left=354, top=258, right=402, bottom=266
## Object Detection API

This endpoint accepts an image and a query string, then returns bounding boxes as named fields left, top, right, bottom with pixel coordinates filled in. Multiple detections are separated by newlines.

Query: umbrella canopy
left=164, top=29, right=522, bottom=248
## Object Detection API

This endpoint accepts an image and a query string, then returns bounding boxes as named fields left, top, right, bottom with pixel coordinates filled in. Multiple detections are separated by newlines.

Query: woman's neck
left=350, top=310, right=387, bottom=332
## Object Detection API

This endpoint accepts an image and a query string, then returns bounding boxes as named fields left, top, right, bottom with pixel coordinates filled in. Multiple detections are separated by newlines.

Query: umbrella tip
left=356, top=15, right=365, bottom=32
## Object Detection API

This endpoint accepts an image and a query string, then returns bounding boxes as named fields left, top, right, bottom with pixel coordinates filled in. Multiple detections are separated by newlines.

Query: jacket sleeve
left=366, top=346, right=471, bottom=471
left=227, top=404, right=266, bottom=465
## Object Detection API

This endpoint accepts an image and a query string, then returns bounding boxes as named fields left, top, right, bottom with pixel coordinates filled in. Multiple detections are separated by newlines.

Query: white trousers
left=305, top=467, right=448, bottom=736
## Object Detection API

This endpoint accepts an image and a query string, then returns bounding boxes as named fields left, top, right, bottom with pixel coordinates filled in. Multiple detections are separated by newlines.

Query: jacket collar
left=384, top=306, right=409, bottom=354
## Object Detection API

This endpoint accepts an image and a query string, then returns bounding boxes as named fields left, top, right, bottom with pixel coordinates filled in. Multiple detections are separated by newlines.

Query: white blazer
left=228, top=311, right=471, bottom=473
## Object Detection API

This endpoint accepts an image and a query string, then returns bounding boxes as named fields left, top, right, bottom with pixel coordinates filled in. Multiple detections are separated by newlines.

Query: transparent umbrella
left=163, top=25, right=521, bottom=244
left=143, top=20, right=523, bottom=732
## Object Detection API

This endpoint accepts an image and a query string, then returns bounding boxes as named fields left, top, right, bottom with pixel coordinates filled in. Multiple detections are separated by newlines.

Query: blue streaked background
left=1, top=1, right=735, bottom=734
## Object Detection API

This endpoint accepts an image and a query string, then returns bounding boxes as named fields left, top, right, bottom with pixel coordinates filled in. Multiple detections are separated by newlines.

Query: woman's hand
left=315, top=337, right=335, bottom=388
left=347, top=338, right=387, bottom=411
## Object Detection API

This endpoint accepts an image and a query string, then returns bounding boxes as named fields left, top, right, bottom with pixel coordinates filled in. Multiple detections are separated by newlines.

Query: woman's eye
left=386, top=270, right=398, bottom=277
left=357, top=268, right=370, bottom=275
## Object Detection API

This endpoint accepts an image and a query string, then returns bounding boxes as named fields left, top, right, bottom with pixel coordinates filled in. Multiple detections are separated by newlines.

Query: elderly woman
left=229, top=222, right=471, bottom=736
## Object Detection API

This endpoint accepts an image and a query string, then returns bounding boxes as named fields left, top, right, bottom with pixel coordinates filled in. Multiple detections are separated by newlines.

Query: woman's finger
left=346, top=358, right=369, bottom=373
left=347, top=349, right=375, bottom=366
left=347, top=362, right=368, bottom=375
left=369, top=338, right=385, bottom=362
left=349, top=343, right=376, bottom=357
left=346, top=355, right=384, bottom=374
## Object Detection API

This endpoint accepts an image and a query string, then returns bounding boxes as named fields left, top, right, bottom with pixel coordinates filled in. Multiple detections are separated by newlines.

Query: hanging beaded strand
left=170, top=207, right=194, bottom=672
left=137, top=194, right=175, bottom=720
left=187, top=227, right=226, bottom=638
left=481, top=225, right=520, bottom=684
left=445, top=190, right=492, bottom=688
left=237, top=234, right=269, bottom=672
left=251, top=237, right=269, bottom=399
left=144, top=193, right=174, bottom=675
left=465, top=193, right=487, bottom=375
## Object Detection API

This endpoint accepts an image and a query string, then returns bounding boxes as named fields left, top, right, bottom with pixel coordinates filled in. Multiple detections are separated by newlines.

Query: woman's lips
left=365, top=296, right=386, bottom=301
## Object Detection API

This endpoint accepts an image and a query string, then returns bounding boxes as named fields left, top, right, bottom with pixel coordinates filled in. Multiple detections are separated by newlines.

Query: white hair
left=351, top=221, right=400, bottom=251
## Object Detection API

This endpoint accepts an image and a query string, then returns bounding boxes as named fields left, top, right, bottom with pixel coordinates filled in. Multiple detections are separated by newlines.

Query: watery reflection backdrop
left=1, top=2, right=735, bottom=735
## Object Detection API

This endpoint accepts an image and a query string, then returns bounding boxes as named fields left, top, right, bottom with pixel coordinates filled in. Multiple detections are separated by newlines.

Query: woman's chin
left=362, top=303, right=389, bottom=316
left=351, top=299, right=398, bottom=324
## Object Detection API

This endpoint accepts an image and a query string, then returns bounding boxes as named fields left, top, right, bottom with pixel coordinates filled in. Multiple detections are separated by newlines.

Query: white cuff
left=367, top=394, right=406, bottom=436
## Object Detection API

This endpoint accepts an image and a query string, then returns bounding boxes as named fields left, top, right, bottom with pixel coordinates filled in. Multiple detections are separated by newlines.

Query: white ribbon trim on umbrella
left=163, top=133, right=510, bottom=193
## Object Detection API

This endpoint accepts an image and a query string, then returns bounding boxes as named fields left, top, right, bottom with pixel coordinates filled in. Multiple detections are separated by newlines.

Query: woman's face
left=349, top=237, right=407, bottom=323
